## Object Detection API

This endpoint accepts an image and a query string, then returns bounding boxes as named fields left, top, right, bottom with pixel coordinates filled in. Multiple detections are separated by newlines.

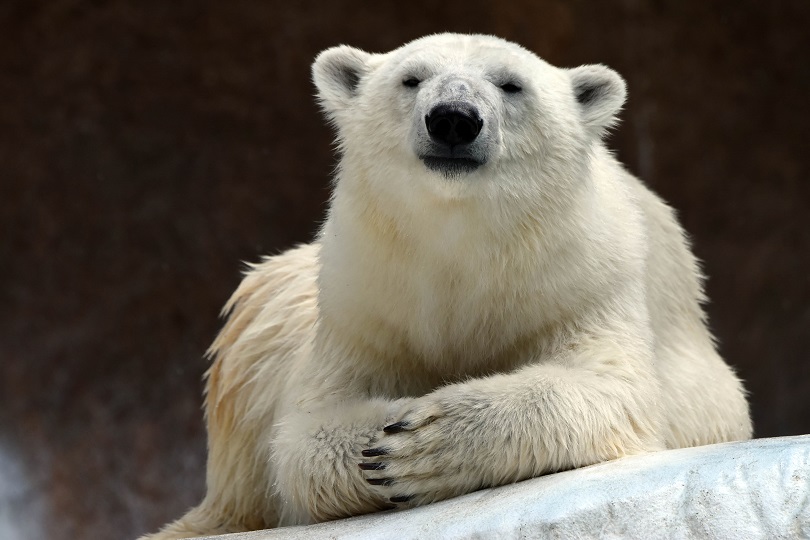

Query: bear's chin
left=421, top=156, right=483, bottom=177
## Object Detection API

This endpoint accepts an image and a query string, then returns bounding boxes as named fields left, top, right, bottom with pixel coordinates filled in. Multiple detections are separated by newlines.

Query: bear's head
left=312, top=33, right=626, bottom=205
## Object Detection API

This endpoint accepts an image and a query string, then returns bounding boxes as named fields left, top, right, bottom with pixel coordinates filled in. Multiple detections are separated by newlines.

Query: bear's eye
left=500, top=82, right=522, bottom=94
left=402, top=77, right=421, bottom=88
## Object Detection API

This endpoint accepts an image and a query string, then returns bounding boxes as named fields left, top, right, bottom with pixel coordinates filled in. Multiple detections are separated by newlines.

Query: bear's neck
left=316, top=164, right=604, bottom=371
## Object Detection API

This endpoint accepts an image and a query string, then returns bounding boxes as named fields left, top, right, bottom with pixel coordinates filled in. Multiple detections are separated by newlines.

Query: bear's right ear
left=312, top=46, right=373, bottom=115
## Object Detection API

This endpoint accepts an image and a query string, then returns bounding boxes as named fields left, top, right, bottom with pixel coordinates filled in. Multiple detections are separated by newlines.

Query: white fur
left=143, top=34, right=751, bottom=539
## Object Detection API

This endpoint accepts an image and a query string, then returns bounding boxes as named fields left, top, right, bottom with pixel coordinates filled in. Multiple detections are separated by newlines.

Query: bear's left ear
left=568, top=65, right=627, bottom=137
left=312, top=45, right=374, bottom=116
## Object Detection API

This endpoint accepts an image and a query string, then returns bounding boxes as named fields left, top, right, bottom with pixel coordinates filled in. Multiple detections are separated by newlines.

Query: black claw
left=362, top=448, right=389, bottom=458
left=366, top=477, right=394, bottom=486
left=390, top=495, right=413, bottom=503
left=383, top=421, right=410, bottom=434
left=358, top=462, right=386, bottom=471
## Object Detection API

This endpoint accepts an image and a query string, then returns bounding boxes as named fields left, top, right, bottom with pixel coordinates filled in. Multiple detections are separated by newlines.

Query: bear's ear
left=312, top=45, right=373, bottom=114
left=568, top=65, right=627, bottom=137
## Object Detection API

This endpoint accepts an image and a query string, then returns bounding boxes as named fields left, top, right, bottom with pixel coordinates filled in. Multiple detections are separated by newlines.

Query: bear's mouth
left=421, top=156, right=482, bottom=176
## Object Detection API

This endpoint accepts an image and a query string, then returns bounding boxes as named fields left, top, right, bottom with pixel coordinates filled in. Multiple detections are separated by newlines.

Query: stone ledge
left=197, top=435, right=810, bottom=539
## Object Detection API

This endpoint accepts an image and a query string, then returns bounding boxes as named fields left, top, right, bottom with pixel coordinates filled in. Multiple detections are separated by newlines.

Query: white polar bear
left=144, top=33, right=752, bottom=539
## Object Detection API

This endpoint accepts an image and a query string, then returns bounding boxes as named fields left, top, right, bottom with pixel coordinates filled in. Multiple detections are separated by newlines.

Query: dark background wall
left=1, top=1, right=808, bottom=539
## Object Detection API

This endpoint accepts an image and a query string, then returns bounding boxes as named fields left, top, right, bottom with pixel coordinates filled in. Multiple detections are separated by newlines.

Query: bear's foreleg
left=271, top=397, right=414, bottom=524
left=358, top=338, right=664, bottom=507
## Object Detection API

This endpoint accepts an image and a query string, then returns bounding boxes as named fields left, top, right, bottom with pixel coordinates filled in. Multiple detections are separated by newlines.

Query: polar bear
left=143, top=33, right=752, bottom=539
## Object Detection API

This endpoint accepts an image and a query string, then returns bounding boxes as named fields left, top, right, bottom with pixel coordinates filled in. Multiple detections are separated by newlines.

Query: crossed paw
left=358, top=392, right=496, bottom=507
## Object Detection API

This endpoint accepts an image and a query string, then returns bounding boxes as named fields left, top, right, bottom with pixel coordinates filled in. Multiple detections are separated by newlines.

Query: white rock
left=198, top=436, right=810, bottom=540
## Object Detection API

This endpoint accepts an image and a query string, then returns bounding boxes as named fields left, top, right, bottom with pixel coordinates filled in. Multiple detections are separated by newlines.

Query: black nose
left=426, top=104, right=482, bottom=146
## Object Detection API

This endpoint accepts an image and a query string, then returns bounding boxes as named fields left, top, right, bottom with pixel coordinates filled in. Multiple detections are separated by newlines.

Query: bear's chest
left=367, top=254, right=556, bottom=371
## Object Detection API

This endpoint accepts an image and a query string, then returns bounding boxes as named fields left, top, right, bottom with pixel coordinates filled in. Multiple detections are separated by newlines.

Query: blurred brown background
left=1, top=1, right=808, bottom=539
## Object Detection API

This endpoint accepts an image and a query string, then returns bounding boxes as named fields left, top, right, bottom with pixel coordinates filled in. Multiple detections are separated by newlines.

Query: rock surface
left=199, top=436, right=810, bottom=540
